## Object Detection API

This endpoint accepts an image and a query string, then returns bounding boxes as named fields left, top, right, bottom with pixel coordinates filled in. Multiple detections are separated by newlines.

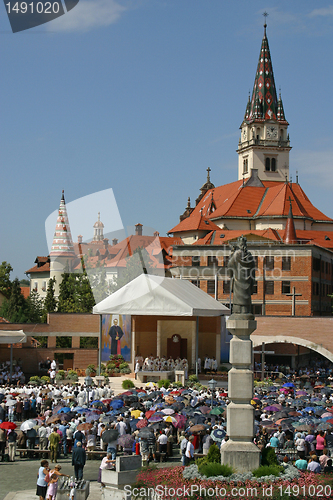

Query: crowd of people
left=0, top=360, right=25, bottom=385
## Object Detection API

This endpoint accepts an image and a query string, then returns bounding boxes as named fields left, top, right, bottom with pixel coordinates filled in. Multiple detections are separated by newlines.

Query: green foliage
left=57, top=272, right=95, bottom=313
left=119, top=362, right=129, bottom=369
left=41, top=376, right=50, bottom=383
left=172, top=381, right=183, bottom=388
left=261, top=446, right=280, bottom=466
left=109, top=354, right=124, bottom=362
left=85, top=263, right=110, bottom=304
left=56, top=336, right=72, bottom=348
left=122, top=379, right=135, bottom=389
left=218, top=365, right=229, bottom=372
left=252, top=464, right=284, bottom=477
left=29, top=375, right=42, bottom=384
left=80, top=337, right=98, bottom=348
left=157, top=379, right=170, bottom=389
left=198, top=462, right=233, bottom=478
left=120, top=367, right=131, bottom=374
left=189, top=374, right=199, bottom=383
left=0, top=278, right=27, bottom=322
left=86, top=364, right=96, bottom=374
left=25, top=290, right=43, bottom=323
left=114, top=367, right=120, bottom=373
left=56, top=370, right=65, bottom=380
left=67, top=370, right=78, bottom=381
left=42, top=277, right=57, bottom=322
left=107, top=362, right=116, bottom=370
left=207, top=443, right=221, bottom=463
left=0, top=261, right=13, bottom=298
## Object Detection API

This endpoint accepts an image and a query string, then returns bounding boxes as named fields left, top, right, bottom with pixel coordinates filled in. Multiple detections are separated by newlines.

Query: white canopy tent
left=93, top=274, right=230, bottom=375
left=93, top=274, right=229, bottom=317
left=0, top=330, right=26, bottom=380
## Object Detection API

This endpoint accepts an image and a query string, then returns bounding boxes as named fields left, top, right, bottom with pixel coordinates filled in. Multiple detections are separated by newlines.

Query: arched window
left=271, top=158, right=276, bottom=171
left=265, top=157, right=271, bottom=171
left=243, top=158, right=248, bottom=174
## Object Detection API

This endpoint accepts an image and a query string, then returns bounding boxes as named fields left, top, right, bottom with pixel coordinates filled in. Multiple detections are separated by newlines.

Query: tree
left=42, top=277, right=57, bottom=322
left=26, top=290, right=43, bottom=323
left=58, top=272, right=95, bottom=313
left=0, top=261, right=13, bottom=298
left=0, top=278, right=27, bottom=322
left=86, top=262, right=110, bottom=304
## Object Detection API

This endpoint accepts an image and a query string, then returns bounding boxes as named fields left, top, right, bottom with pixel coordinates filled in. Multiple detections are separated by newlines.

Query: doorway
left=167, top=334, right=187, bottom=359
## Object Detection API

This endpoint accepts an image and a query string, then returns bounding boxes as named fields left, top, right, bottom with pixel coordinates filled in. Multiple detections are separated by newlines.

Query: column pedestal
left=221, top=314, right=260, bottom=473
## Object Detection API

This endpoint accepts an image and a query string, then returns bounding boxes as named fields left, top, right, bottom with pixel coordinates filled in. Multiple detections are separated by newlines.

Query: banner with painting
left=101, top=314, right=132, bottom=362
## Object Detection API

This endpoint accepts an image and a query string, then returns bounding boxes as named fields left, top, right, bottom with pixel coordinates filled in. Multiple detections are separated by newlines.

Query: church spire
left=284, top=198, right=298, bottom=244
left=277, top=92, right=287, bottom=122
left=247, top=20, right=278, bottom=122
left=50, top=190, right=75, bottom=256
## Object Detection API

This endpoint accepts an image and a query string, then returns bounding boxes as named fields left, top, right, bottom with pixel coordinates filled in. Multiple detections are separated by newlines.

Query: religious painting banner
left=101, top=314, right=131, bottom=362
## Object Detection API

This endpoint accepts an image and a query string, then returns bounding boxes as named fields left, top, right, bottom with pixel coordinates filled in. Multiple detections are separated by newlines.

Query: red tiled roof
left=168, top=213, right=221, bottom=234
left=26, top=262, right=50, bottom=274
left=20, top=286, right=30, bottom=299
left=194, top=229, right=281, bottom=245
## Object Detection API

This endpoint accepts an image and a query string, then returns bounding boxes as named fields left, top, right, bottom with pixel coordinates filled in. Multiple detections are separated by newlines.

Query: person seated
left=307, top=456, right=321, bottom=473
left=323, top=458, right=333, bottom=473
left=294, top=454, right=307, bottom=471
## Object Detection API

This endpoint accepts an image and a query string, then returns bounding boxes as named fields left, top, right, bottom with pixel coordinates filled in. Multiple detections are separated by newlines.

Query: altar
left=137, top=370, right=174, bottom=383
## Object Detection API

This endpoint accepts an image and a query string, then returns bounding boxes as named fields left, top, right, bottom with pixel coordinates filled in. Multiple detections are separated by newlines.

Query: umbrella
left=163, top=416, right=177, bottom=424
left=282, top=383, right=295, bottom=388
left=131, top=410, right=142, bottom=418
left=220, top=392, right=228, bottom=397
left=110, top=400, right=124, bottom=410
left=161, top=408, right=174, bottom=415
left=102, top=429, right=119, bottom=442
left=0, top=422, right=17, bottom=430
left=296, top=391, right=308, bottom=396
left=77, top=423, right=92, bottom=431
left=210, top=407, right=225, bottom=416
left=199, top=406, right=211, bottom=415
left=173, top=414, right=187, bottom=429
left=20, top=420, right=38, bottom=431
left=317, top=423, right=333, bottom=431
left=189, top=424, right=207, bottom=433
left=129, top=419, right=139, bottom=430
left=264, top=406, right=281, bottom=412
left=63, top=395, right=75, bottom=400
left=145, top=410, right=155, bottom=419
left=145, top=382, right=157, bottom=388
left=118, top=434, right=135, bottom=448
left=138, top=427, right=154, bottom=438
left=136, top=419, right=148, bottom=429
left=57, top=407, right=72, bottom=414
left=148, top=415, right=163, bottom=423
left=211, top=429, right=226, bottom=442
left=5, top=400, right=16, bottom=407
left=303, top=407, right=317, bottom=412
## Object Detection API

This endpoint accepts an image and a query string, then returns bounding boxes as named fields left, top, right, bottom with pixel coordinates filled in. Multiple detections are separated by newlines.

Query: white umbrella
left=6, top=400, right=16, bottom=407
left=20, top=419, right=38, bottom=432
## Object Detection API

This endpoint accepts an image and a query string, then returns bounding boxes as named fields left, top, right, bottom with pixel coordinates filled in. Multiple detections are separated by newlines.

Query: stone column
left=156, top=321, right=162, bottom=358
left=220, top=314, right=260, bottom=472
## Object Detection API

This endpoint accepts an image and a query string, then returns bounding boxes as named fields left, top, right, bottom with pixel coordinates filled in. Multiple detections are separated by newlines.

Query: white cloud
left=47, top=0, right=127, bottom=32
left=292, top=150, right=333, bottom=189
left=309, top=6, right=333, bottom=18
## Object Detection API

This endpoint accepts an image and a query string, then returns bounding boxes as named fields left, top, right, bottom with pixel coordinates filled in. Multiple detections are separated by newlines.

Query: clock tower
left=237, top=22, right=291, bottom=182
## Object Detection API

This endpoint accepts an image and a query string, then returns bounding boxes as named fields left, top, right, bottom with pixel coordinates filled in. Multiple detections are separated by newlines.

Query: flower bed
left=134, top=466, right=333, bottom=500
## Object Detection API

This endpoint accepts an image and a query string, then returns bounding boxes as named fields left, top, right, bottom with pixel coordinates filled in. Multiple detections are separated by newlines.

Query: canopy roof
left=0, top=330, right=26, bottom=344
left=93, top=274, right=229, bottom=317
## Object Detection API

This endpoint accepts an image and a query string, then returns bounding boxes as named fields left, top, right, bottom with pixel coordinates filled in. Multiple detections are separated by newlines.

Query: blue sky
left=1, top=0, right=333, bottom=279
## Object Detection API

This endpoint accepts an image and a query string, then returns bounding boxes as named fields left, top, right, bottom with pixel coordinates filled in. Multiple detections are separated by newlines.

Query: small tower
left=195, top=167, right=215, bottom=206
left=49, top=190, right=76, bottom=295
left=284, top=199, right=298, bottom=244
left=237, top=20, right=291, bottom=182
left=93, top=212, right=104, bottom=241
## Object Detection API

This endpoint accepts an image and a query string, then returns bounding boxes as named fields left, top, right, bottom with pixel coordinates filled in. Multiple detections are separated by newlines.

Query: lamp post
left=208, top=378, right=217, bottom=408
left=85, top=373, right=93, bottom=407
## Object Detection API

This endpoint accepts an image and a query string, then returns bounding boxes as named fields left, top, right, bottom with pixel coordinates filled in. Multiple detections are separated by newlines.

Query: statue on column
left=228, top=235, right=255, bottom=316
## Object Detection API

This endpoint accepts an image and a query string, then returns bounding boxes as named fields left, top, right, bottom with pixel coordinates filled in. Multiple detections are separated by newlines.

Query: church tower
left=49, top=190, right=76, bottom=295
left=237, top=20, right=291, bottom=182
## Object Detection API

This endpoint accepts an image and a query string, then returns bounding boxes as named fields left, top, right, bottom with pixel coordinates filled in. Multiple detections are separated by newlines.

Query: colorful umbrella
left=118, top=434, right=135, bottom=448
left=211, top=429, right=226, bottom=442
left=131, top=410, right=142, bottom=418
left=210, top=407, right=225, bottom=416
left=163, top=415, right=177, bottom=423
left=109, top=400, right=124, bottom=410
left=161, top=408, right=174, bottom=415
left=136, top=419, right=148, bottom=429
left=20, top=419, right=38, bottom=431
left=148, top=415, right=163, bottom=423
left=199, top=406, right=211, bottom=415
left=0, top=422, right=17, bottom=430
left=77, top=423, right=93, bottom=431
left=189, top=424, right=207, bottom=433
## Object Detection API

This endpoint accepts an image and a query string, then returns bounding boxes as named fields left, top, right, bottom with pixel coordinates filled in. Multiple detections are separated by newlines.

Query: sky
left=1, top=0, right=333, bottom=280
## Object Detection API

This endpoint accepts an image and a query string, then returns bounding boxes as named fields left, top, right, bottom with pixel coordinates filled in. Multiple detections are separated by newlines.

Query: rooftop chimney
left=78, top=235, right=83, bottom=244
left=112, top=238, right=118, bottom=246
left=135, top=223, right=143, bottom=236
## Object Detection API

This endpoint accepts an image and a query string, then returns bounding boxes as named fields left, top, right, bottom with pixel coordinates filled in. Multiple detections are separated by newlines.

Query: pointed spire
left=277, top=92, right=287, bottom=122
left=50, top=190, right=75, bottom=256
left=244, top=93, right=251, bottom=121
left=284, top=198, right=298, bottom=244
left=248, top=22, right=278, bottom=122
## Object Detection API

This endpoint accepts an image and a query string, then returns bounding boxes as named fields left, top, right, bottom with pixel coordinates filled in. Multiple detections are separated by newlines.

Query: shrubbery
left=198, top=462, right=233, bottom=478
left=252, top=465, right=284, bottom=478
left=157, top=379, right=170, bottom=389
left=41, top=376, right=50, bottom=383
left=67, top=370, right=78, bottom=381
left=55, top=370, right=65, bottom=381
left=29, top=375, right=41, bottom=384
left=261, top=446, right=280, bottom=466
left=122, top=379, right=135, bottom=389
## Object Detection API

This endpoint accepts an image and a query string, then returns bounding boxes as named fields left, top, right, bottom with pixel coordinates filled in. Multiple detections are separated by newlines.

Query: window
left=265, top=256, right=274, bottom=270
left=265, top=281, right=274, bottom=295
left=282, top=257, right=291, bottom=271
left=191, top=279, right=200, bottom=288
left=271, top=158, right=276, bottom=171
left=223, top=280, right=230, bottom=294
left=265, top=157, right=271, bottom=171
left=313, top=258, right=320, bottom=272
left=243, top=158, right=248, bottom=174
left=252, top=280, right=258, bottom=294
left=223, top=256, right=229, bottom=268
left=282, top=281, right=291, bottom=294
left=252, top=304, right=262, bottom=315
left=207, top=280, right=215, bottom=295
left=42, top=281, right=47, bottom=292
left=34, top=282, right=38, bottom=292
left=207, top=256, right=218, bottom=267
left=312, top=282, right=319, bottom=296
left=192, top=256, right=200, bottom=267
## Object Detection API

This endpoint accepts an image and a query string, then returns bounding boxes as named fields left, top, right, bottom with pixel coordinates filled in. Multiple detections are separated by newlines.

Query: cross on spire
left=207, top=166, right=211, bottom=182
left=288, top=196, right=294, bottom=209
left=263, top=11, right=268, bottom=35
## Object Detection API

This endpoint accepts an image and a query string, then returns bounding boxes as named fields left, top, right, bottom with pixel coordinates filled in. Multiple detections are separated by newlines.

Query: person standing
left=7, top=429, right=17, bottom=462
left=180, top=434, right=188, bottom=466
left=36, top=459, right=50, bottom=500
left=0, top=426, right=7, bottom=462
left=38, top=423, right=49, bottom=459
left=72, top=442, right=86, bottom=480
left=49, top=428, right=60, bottom=464
left=185, top=436, right=194, bottom=465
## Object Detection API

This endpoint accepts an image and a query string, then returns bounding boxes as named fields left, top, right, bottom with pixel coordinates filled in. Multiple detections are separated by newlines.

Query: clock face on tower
left=266, top=126, right=278, bottom=139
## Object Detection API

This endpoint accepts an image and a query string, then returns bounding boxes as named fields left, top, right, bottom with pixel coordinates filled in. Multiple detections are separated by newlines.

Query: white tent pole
left=98, top=315, right=102, bottom=375
left=10, top=344, right=13, bottom=381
